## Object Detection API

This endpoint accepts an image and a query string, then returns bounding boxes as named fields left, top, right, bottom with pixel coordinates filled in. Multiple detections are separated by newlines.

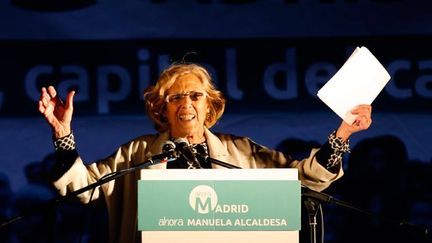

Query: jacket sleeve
left=51, top=135, right=153, bottom=203
left=224, top=135, right=343, bottom=192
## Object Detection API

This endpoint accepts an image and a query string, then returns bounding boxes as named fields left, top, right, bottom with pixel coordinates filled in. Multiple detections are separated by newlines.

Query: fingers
left=38, top=86, right=64, bottom=117
left=345, top=104, right=373, bottom=133
left=65, top=90, right=75, bottom=110
left=354, top=115, right=372, bottom=130
left=351, top=104, right=372, bottom=115
left=38, top=100, right=46, bottom=114
left=47, top=86, right=58, bottom=99
left=39, top=86, right=75, bottom=107
left=39, top=87, right=53, bottom=114
left=39, top=86, right=55, bottom=104
left=351, top=104, right=372, bottom=120
left=333, top=104, right=373, bottom=140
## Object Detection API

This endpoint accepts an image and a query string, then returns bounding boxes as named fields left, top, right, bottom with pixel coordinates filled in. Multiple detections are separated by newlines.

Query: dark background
left=0, top=0, right=431, bottom=242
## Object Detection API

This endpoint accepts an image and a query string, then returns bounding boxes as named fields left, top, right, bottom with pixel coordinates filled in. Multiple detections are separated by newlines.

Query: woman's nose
left=179, top=95, right=193, bottom=107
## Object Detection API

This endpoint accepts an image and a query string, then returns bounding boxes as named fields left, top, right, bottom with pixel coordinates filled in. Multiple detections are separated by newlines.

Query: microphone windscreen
left=161, top=140, right=176, bottom=153
left=174, top=137, right=189, bottom=146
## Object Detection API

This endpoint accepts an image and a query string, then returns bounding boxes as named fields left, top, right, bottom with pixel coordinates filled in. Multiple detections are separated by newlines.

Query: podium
left=138, top=169, right=301, bottom=243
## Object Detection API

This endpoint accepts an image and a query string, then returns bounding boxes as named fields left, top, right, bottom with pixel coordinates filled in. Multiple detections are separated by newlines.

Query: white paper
left=317, top=46, right=391, bottom=124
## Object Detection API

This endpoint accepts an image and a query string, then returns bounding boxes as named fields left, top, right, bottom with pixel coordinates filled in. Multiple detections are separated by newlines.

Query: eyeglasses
left=165, top=91, right=207, bottom=103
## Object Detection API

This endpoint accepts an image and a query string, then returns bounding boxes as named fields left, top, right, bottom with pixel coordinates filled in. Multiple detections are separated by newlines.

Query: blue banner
left=1, top=37, right=431, bottom=116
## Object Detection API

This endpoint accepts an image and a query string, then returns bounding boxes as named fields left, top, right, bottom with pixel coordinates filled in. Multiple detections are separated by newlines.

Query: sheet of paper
left=317, top=46, right=391, bottom=124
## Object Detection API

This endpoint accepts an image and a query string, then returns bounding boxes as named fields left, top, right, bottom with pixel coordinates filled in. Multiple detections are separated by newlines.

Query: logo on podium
left=138, top=169, right=301, bottom=243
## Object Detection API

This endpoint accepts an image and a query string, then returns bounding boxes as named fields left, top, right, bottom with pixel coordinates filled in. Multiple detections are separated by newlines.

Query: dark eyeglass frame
left=165, top=91, right=207, bottom=103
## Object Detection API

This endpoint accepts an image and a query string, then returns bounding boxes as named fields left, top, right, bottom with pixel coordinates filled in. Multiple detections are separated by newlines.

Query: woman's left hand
left=335, top=104, right=372, bottom=141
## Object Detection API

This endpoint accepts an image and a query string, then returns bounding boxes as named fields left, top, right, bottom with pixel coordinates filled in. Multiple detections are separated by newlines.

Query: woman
left=38, top=63, right=372, bottom=243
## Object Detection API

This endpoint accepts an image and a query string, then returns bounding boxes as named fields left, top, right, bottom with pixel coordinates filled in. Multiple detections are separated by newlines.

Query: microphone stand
left=203, top=155, right=430, bottom=242
left=0, top=152, right=178, bottom=229
left=301, top=186, right=431, bottom=242
left=303, top=195, right=321, bottom=243
left=205, top=156, right=323, bottom=243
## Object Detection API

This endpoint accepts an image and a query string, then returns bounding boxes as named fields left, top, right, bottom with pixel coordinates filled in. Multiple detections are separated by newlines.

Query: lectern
left=138, top=169, right=300, bottom=243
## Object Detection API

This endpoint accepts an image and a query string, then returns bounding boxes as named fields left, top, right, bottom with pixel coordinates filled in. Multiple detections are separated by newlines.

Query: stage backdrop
left=0, top=2, right=430, bottom=242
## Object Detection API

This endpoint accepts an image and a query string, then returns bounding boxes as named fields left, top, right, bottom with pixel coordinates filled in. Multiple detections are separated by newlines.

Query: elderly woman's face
left=164, top=73, right=209, bottom=139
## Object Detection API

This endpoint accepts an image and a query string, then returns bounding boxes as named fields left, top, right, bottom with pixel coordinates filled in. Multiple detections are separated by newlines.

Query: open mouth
left=178, top=114, right=196, bottom=121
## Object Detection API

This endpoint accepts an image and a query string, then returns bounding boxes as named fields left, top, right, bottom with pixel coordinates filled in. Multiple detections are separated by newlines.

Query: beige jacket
left=53, top=128, right=343, bottom=243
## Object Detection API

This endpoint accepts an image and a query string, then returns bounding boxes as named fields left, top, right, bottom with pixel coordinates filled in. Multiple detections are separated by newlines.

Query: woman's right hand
left=38, top=86, right=75, bottom=138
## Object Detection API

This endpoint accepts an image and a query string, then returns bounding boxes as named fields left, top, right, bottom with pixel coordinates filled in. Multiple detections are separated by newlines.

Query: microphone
left=147, top=140, right=177, bottom=165
left=174, top=138, right=202, bottom=168
left=162, top=140, right=176, bottom=154
left=194, top=143, right=208, bottom=160
left=175, top=139, right=241, bottom=169
left=194, top=143, right=211, bottom=168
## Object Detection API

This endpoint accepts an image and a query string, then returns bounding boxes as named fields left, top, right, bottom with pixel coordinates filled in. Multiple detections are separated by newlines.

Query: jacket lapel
left=204, top=128, right=230, bottom=167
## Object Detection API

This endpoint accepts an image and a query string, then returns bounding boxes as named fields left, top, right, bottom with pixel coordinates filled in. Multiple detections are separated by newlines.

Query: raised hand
left=38, top=86, right=75, bottom=138
left=335, top=104, right=372, bottom=141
